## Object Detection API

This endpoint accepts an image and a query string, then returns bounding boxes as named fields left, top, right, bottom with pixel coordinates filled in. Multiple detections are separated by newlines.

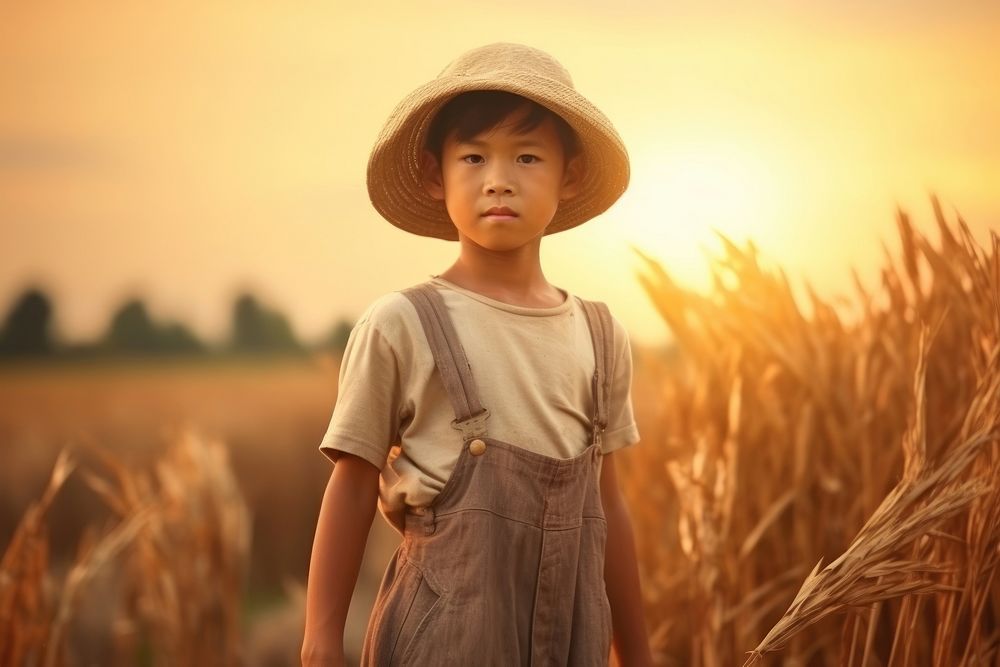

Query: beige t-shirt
left=319, top=275, right=640, bottom=515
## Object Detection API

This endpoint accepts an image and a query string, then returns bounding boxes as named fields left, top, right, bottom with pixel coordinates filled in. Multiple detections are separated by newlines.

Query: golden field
left=2, top=196, right=998, bottom=666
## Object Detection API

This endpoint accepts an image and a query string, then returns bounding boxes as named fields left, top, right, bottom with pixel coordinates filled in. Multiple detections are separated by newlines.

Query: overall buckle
left=450, top=408, right=491, bottom=440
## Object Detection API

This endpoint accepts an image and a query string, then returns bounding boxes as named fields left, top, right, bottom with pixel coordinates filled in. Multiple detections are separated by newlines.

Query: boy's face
left=421, top=106, right=582, bottom=252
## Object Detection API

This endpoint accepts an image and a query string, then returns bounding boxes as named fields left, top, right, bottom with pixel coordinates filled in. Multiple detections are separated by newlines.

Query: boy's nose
left=484, top=182, right=515, bottom=196
left=483, top=167, right=515, bottom=196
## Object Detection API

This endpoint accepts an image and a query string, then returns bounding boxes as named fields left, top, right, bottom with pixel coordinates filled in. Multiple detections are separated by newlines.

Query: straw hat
left=366, top=42, right=630, bottom=241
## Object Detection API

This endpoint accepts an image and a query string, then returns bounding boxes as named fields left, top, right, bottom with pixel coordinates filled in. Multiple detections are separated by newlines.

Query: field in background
left=0, top=356, right=342, bottom=594
left=2, top=196, right=998, bottom=665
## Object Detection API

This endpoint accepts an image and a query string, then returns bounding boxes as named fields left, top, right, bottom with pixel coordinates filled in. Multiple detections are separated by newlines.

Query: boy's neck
left=437, top=247, right=565, bottom=309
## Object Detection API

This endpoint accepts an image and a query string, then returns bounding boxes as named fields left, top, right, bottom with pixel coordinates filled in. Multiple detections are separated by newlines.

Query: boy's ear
left=559, top=155, right=585, bottom=202
left=420, top=149, right=445, bottom=201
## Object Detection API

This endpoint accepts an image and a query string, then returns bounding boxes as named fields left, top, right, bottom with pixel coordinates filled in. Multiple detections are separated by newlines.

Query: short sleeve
left=600, top=316, right=640, bottom=454
left=318, top=314, right=404, bottom=471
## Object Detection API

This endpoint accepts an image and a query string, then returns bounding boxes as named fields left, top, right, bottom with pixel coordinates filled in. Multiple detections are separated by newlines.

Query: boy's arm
left=601, top=450, right=654, bottom=667
left=302, top=452, right=380, bottom=666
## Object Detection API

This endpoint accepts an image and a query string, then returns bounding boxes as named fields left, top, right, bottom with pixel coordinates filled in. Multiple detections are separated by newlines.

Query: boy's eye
left=461, top=154, right=484, bottom=164
left=518, top=155, right=540, bottom=164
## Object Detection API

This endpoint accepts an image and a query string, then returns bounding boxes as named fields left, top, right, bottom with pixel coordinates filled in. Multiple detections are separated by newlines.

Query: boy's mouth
left=482, top=206, right=518, bottom=218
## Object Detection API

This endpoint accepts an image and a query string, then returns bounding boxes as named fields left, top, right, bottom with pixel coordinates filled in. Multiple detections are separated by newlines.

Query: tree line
left=0, top=286, right=354, bottom=361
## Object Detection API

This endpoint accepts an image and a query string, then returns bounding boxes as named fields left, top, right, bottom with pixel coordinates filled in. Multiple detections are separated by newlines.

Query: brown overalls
left=361, top=281, right=616, bottom=666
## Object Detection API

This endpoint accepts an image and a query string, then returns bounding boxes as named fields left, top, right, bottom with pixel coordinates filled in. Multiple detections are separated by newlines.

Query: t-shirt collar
left=428, top=275, right=573, bottom=316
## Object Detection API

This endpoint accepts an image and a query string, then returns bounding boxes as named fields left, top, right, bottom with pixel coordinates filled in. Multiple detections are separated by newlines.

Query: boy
left=303, top=43, right=652, bottom=666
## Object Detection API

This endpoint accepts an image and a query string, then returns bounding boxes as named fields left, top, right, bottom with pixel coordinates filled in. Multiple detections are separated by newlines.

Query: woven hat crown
left=438, top=43, right=574, bottom=88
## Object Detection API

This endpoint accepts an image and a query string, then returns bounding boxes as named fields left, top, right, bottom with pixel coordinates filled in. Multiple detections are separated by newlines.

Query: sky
left=1, top=1, right=998, bottom=348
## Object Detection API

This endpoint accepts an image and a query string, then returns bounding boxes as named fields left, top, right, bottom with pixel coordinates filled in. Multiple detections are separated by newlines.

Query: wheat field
left=1, top=195, right=997, bottom=665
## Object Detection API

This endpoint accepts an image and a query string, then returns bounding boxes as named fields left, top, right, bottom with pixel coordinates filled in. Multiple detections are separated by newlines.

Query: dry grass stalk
left=44, top=506, right=154, bottom=667
left=0, top=449, right=74, bottom=666
left=81, top=425, right=252, bottom=666
left=744, top=331, right=998, bottom=662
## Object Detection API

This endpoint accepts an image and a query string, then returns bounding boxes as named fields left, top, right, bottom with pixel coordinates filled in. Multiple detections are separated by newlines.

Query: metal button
left=469, top=439, right=487, bottom=456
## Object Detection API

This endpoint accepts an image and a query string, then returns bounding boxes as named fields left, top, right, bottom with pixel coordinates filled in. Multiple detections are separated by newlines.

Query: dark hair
left=424, top=90, right=581, bottom=166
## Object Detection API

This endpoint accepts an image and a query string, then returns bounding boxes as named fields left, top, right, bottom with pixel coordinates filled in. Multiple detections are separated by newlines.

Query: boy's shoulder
left=352, top=279, right=446, bottom=342
left=354, top=287, right=420, bottom=332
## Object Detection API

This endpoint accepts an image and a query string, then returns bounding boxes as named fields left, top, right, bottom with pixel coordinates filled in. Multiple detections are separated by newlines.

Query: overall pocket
left=372, top=554, right=444, bottom=666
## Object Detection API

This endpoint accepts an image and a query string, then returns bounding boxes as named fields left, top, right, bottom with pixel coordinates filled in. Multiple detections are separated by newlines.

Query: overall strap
left=578, top=298, right=614, bottom=447
left=400, top=282, right=490, bottom=440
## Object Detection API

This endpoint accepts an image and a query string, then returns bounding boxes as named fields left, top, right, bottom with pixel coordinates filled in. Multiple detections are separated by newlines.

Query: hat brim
left=367, top=73, right=630, bottom=241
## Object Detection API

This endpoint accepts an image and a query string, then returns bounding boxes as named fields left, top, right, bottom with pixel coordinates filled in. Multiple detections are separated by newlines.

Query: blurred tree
left=229, top=293, right=302, bottom=354
left=106, top=299, right=158, bottom=352
left=0, top=287, right=55, bottom=356
left=105, top=298, right=206, bottom=355
left=157, top=321, right=206, bottom=354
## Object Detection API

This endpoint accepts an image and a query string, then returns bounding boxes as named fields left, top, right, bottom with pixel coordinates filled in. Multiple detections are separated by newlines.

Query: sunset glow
left=1, top=1, right=998, bottom=347
left=618, top=141, right=783, bottom=252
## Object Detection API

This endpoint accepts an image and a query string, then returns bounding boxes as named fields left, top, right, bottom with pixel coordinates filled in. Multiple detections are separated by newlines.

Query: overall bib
left=361, top=281, right=616, bottom=666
